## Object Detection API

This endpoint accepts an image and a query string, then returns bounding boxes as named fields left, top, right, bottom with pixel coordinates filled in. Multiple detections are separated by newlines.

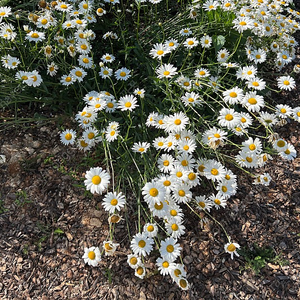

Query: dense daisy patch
left=1, top=0, right=300, bottom=291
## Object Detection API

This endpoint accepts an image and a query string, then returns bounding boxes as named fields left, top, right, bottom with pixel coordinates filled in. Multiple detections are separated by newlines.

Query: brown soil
left=1, top=41, right=300, bottom=300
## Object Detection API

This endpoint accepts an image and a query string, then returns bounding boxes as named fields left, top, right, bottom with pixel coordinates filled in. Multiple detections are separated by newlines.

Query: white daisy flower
left=127, top=254, right=141, bottom=269
left=156, top=63, right=178, bottom=79
left=132, top=142, right=150, bottom=154
left=103, top=241, right=119, bottom=256
left=142, top=180, right=166, bottom=205
left=160, top=237, right=182, bottom=262
left=115, top=67, right=131, bottom=81
left=84, top=167, right=110, bottom=194
left=118, top=94, right=138, bottom=111
left=60, top=129, right=76, bottom=145
left=277, top=75, right=296, bottom=91
left=149, top=43, right=170, bottom=59
left=156, top=257, right=176, bottom=276
left=143, top=223, right=158, bottom=238
left=102, top=191, right=126, bottom=213
left=82, top=246, right=101, bottom=266
left=224, top=242, right=240, bottom=259
left=130, top=233, right=154, bottom=257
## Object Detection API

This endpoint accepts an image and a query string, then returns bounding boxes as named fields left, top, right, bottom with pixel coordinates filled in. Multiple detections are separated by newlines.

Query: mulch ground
left=1, top=37, right=300, bottom=300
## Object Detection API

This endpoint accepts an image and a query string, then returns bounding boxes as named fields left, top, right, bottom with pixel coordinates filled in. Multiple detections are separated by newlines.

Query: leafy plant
left=238, top=244, right=289, bottom=275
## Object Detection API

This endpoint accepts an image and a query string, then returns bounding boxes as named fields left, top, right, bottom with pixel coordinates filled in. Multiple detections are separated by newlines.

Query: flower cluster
left=2, top=0, right=300, bottom=291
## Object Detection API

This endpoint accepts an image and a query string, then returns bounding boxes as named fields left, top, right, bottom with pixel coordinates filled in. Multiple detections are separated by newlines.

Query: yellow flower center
left=183, top=82, right=190, bottom=86
left=80, top=140, right=88, bottom=147
left=169, top=42, right=174, bottom=46
left=227, top=243, right=236, bottom=252
left=31, top=33, right=39, bottom=38
left=163, top=71, right=170, bottom=76
left=176, top=171, right=183, bottom=178
left=81, top=44, right=87, bottom=50
left=91, top=175, right=101, bottom=185
left=181, top=160, right=188, bottom=167
left=149, top=188, right=158, bottom=197
left=163, top=160, right=169, bottom=167
left=87, top=132, right=94, bottom=139
left=138, top=147, right=145, bottom=152
left=285, top=149, right=290, bottom=154
left=83, top=3, right=88, bottom=9
left=170, top=209, right=177, bottom=216
left=225, top=114, right=233, bottom=121
left=157, top=50, right=164, bottom=55
left=283, top=80, right=290, bottom=85
left=174, top=269, right=181, bottom=277
left=41, top=19, right=48, bottom=25
left=211, top=168, right=219, bottom=176
left=246, top=157, right=253, bottom=163
left=178, top=190, right=185, bottom=197
left=198, top=165, right=205, bottom=172
left=188, top=40, right=194, bottom=45
left=188, top=172, right=196, bottom=181
left=214, top=199, right=221, bottom=205
left=239, top=21, right=247, bottom=26
left=110, top=198, right=118, bottom=206
left=97, top=8, right=103, bottom=13
left=65, top=133, right=72, bottom=140
left=277, top=140, right=285, bottom=148
left=199, top=201, right=205, bottom=208
left=154, top=202, right=163, bottom=210
left=229, top=92, right=237, bottom=98
left=188, top=98, right=194, bottom=102
left=222, top=186, right=227, bottom=192
left=252, top=81, right=259, bottom=87
left=88, top=251, right=95, bottom=260
left=256, top=54, right=261, bottom=59
left=183, top=145, right=189, bottom=151
left=120, top=72, right=126, bottom=77
left=138, top=240, right=146, bottom=248
left=166, top=245, right=174, bottom=253
left=130, top=257, right=137, bottom=265
left=179, top=279, right=187, bottom=288
left=76, top=20, right=83, bottom=24
left=282, top=54, right=287, bottom=59
left=249, top=144, right=256, bottom=151
left=199, top=71, right=206, bottom=76
left=147, top=225, right=154, bottom=232
left=60, top=4, right=67, bottom=9
left=171, top=224, right=179, bottom=231
left=75, top=71, right=82, bottom=77
left=136, top=266, right=144, bottom=275
left=163, top=180, right=171, bottom=186
left=22, top=75, right=28, bottom=81
left=125, top=102, right=132, bottom=108
left=248, top=98, right=257, bottom=104
left=162, top=261, right=169, bottom=268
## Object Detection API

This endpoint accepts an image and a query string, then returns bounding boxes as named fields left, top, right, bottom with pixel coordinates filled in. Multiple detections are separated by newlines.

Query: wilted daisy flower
left=102, top=191, right=126, bottom=213
left=47, top=62, right=58, bottom=76
left=118, top=94, right=138, bottom=111
left=103, top=241, right=119, bottom=256
left=224, top=242, right=240, bottom=259
left=60, top=129, right=76, bottom=145
left=96, top=7, right=106, bottom=16
left=160, top=237, right=182, bottom=262
left=156, top=63, right=178, bottom=79
left=170, top=264, right=187, bottom=283
left=115, top=67, right=131, bottom=81
left=277, top=75, right=296, bottom=91
left=156, top=257, right=176, bottom=276
left=143, top=223, right=158, bottom=238
left=77, top=138, right=92, bottom=152
left=84, top=167, right=110, bottom=194
left=130, top=232, right=154, bottom=257
left=279, top=144, right=297, bottom=160
left=127, top=254, right=142, bottom=269
left=1, top=55, right=20, bottom=69
left=82, top=246, right=101, bottom=266
left=135, top=264, right=146, bottom=279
